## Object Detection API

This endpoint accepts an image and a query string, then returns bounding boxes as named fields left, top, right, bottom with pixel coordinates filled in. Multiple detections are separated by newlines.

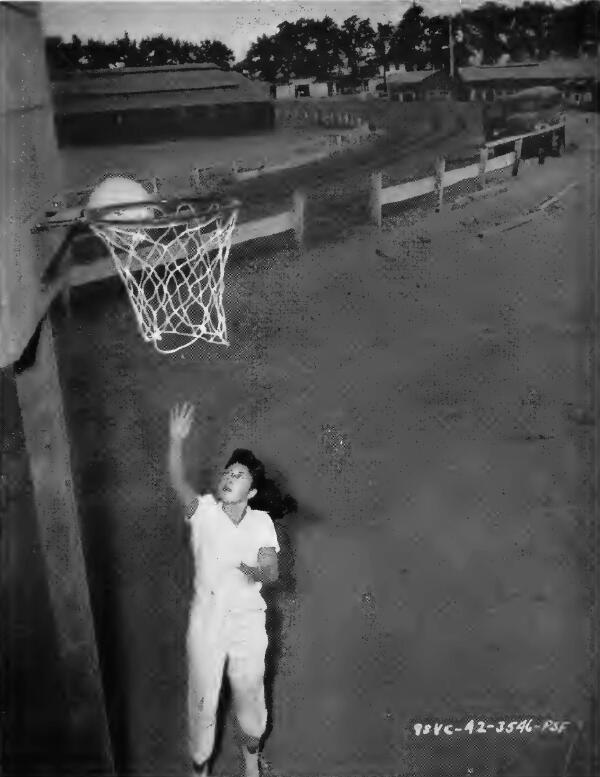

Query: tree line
left=46, top=1, right=599, bottom=81
left=46, top=31, right=236, bottom=72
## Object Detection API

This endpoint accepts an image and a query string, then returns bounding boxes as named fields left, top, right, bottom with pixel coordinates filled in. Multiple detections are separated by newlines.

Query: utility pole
left=449, top=15, right=455, bottom=77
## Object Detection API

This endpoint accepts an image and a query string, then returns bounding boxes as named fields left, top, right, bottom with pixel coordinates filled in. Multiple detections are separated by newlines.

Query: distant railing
left=40, top=188, right=305, bottom=289
left=67, top=192, right=305, bottom=288
left=41, top=119, right=567, bottom=290
left=369, top=121, right=566, bottom=227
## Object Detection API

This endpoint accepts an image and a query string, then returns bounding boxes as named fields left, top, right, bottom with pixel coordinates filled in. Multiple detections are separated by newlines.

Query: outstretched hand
left=169, top=402, right=195, bottom=440
left=238, top=562, right=260, bottom=583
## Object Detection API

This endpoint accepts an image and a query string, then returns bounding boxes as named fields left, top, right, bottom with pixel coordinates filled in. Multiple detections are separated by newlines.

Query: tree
left=551, top=0, right=600, bottom=57
left=114, top=31, right=135, bottom=65
left=391, top=4, right=428, bottom=70
left=276, top=20, right=310, bottom=78
left=278, top=19, right=313, bottom=78
left=372, top=22, right=394, bottom=85
left=300, top=16, right=343, bottom=80
left=462, top=2, right=517, bottom=64
left=45, top=36, right=63, bottom=73
left=241, top=17, right=342, bottom=83
left=138, top=34, right=181, bottom=66
left=511, top=3, right=555, bottom=60
left=241, top=34, right=285, bottom=82
left=46, top=1, right=600, bottom=80
left=284, top=17, right=343, bottom=80
left=197, top=39, right=234, bottom=69
left=424, top=15, right=453, bottom=71
left=447, top=12, right=473, bottom=68
left=338, top=15, right=375, bottom=78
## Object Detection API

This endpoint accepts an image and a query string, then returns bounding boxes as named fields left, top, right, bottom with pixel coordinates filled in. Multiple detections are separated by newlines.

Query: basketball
left=87, top=176, right=156, bottom=221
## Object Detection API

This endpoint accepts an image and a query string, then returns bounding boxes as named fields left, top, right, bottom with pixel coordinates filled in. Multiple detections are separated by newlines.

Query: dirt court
left=25, top=115, right=594, bottom=777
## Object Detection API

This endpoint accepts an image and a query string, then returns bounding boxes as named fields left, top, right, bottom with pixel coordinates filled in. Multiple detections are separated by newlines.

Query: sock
left=242, top=745, right=260, bottom=777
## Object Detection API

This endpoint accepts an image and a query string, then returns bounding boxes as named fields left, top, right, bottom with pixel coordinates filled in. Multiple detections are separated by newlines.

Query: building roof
left=52, top=64, right=270, bottom=113
left=285, top=76, right=328, bottom=84
left=54, top=64, right=252, bottom=96
left=386, top=69, right=442, bottom=85
left=54, top=62, right=219, bottom=80
left=459, top=58, right=598, bottom=83
left=54, top=87, right=270, bottom=114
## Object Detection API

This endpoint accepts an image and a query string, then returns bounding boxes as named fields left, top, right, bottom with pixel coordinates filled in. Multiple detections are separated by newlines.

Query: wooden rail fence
left=369, top=121, right=566, bottom=227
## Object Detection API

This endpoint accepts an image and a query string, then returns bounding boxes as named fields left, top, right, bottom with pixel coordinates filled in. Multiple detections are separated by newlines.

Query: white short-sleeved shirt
left=186, top=494, right=279, bottom=612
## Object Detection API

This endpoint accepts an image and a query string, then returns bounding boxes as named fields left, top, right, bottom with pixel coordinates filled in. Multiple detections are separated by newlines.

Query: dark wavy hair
left=224, top=449, right=297, bottom=521
left=225, top=448, right=266, bottom=490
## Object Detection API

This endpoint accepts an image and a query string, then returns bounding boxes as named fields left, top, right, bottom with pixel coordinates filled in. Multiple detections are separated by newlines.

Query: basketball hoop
left=85, top=196, right=240, bottom=354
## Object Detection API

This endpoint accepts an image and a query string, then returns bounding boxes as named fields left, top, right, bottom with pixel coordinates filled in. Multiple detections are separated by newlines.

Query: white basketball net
left=88, top=205, right=238, bottom=354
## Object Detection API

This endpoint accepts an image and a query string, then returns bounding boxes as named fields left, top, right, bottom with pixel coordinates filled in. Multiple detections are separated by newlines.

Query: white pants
left=187, top=594, right=269, bottom=765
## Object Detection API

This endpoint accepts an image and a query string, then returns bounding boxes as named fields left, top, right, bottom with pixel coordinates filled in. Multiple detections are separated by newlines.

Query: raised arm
left=168, top=402, right=197, bottom=510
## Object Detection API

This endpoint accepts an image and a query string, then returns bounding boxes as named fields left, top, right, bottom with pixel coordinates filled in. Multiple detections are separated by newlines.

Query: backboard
left=1, top=2, right=64, bottom=368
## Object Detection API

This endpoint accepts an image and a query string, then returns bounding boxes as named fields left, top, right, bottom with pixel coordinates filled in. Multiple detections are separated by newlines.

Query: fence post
left=512, top=138, right=523, bottom=177
left=434, top=156, right=446, bottom=212
left=370, top=171, right=382, bottom=228
left=538, top=144, right=546, bottom=165
left=478, top=147, right=489, bottom=190
left=293, top=190, right=305, bottom=248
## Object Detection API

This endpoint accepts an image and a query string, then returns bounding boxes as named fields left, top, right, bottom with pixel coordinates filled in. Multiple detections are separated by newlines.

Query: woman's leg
left=187, top=604, right=227, bottom=770
left=227, top=610, right=269, bottom=776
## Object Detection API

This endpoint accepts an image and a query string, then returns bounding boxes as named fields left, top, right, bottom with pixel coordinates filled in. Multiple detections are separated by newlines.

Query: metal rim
left=85, top=195, right=241, bottom=228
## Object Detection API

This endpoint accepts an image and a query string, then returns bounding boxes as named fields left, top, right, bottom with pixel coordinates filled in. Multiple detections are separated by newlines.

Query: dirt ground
left=59, top=124, right=358, bottom=195
left=27, top=113, right=594, bottom=777
left=58, top=99, right=483, bottom=224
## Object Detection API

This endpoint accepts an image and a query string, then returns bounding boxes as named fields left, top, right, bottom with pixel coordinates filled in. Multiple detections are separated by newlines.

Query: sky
left=41, top=0, right=558, bottom=62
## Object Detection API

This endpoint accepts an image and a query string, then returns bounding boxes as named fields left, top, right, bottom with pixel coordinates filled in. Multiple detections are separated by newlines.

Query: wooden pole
left=538, top=143, right=546, bottom=165
left=370, top=171, right=382, bottom=228
left=512, top=138, right=523, bottom=177
left=449, top=16, right=455, bottom=78
left=478, top=146, right=489, bottom=190
left=14, top=316, right=115, bottom=774
left=292, top=190, right=305, bottom=248
left=434, top=156, right=446, bottom=212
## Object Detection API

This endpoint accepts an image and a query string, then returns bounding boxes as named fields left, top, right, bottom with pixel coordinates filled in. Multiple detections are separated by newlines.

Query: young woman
left=168, top=403, right=279, bottom=777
